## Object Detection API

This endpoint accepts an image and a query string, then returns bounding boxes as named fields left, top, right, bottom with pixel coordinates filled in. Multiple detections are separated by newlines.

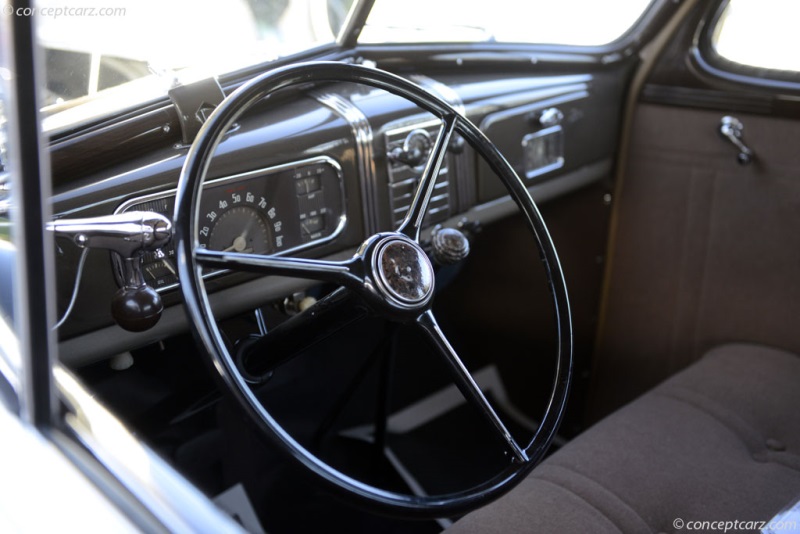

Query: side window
left=0, top=76, right=14, bottom=324
left=0, top=62, right=20, bottom=408
left=711, top=0, right=800, bottom=73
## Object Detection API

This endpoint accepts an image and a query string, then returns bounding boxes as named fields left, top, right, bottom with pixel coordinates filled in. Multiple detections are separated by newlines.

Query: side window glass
left=712, top=0, right=800, bottom=72
left=0, top=75, right=14, bottom=325
left=0, top=61, right=21, bottom=407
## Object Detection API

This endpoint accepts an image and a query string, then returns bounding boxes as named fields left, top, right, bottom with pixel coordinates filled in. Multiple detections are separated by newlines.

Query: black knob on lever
left=737, top=151, right=753, bottom=166
left=111, top=255, right=164, bottom=332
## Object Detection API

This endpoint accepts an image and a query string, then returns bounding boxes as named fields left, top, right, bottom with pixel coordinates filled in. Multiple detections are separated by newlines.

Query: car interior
left=1, top=0, right=799, bottom=532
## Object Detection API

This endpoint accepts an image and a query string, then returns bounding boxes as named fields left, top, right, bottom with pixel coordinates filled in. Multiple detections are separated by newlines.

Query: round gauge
left=203, top=206, right=271, bottom=254
left=403, top=128, right=433, bottom=169
left=143, top=258, right=179, bottom=289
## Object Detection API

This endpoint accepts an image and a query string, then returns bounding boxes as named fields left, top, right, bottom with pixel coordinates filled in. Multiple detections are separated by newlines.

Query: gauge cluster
left=114, top=156, right=346, bottom=291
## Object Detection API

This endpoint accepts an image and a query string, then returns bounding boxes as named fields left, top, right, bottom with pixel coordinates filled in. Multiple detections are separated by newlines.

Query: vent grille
left=385, top=122, right=452, bottom=229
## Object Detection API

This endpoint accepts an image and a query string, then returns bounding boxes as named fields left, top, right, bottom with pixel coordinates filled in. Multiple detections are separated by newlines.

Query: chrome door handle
left=719, top=116, right=755, bottom=165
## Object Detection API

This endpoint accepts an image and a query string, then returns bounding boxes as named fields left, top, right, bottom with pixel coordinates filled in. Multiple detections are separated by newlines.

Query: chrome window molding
left=54, top=365, right=245, bottom=533
left=0, top=313, right=20, bottom=413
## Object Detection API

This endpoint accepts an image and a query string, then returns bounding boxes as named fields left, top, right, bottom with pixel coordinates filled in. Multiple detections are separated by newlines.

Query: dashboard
left=51, top=68, right=625, bottom=366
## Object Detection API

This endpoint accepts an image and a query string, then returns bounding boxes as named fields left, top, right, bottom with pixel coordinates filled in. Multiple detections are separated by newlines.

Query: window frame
left=692, top=0, right=800, bottom=92
left=2, top=0, right=59, bottom=427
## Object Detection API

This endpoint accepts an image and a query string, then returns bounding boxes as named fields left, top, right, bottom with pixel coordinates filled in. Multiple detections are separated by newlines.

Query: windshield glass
left=363, top=0, right=653, bottom=46
left=36, top=0, right=354, bottom=131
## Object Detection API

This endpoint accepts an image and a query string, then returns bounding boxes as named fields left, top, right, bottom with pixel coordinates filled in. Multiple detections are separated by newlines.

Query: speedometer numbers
left=114, top=156, right=346, bottom=292
left=200, top=193, right=283, bottom=254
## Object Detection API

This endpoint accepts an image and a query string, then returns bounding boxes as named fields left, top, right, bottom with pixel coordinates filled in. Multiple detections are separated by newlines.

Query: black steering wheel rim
left=174, top=61, right=572, bottom=518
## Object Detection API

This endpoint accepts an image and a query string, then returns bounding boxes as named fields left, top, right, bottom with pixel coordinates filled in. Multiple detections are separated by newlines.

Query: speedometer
left=198, top=188, right=284, bottom=255
left=206, top=206, right=271, bottom=254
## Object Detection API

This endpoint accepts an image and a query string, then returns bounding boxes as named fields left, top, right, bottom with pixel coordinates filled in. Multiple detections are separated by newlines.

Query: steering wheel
left=174, top=62, right=572, bottom=518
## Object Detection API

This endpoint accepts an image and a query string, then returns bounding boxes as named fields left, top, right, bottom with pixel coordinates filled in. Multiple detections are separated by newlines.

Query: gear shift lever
left=48, top=211, right=172, bottom=331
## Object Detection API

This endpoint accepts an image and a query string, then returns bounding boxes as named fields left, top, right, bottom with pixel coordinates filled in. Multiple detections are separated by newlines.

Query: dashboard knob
left=431, top=226, right=470, bottom=266
left=111, top=284, right=163, bottom=332
left=111, top=255, right=164, bottom=331
left=537, top=107, right=564, bottom=128
left=388, top=128, right=433, bottom=168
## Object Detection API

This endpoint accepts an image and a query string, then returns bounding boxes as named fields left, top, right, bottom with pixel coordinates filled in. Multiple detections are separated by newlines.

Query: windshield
left=36, top=0, right=354, bottom=131
left=363, top=0, right=653, bottom=46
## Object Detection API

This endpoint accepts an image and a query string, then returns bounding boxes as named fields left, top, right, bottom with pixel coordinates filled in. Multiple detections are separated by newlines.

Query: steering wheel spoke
left=195, top=248, right=365, bottom=288
left=398, top=114, right=458, bottom=241
left=416, top=310, right=528, bottom=463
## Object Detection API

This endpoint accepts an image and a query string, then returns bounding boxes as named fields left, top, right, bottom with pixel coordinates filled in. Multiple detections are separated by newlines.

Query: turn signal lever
left=48, top=211, right=172, bottom=331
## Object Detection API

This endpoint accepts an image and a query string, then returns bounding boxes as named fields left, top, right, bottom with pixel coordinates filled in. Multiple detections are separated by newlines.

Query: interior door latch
left=719, top=116, right=755, bottom=165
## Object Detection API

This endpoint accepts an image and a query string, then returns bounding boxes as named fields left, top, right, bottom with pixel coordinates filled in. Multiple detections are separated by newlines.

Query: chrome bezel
left=113, top=155, right=347, bottom=293
left=371, top=236, right=435, bottom=310
left=521, top=125, right=565, bottom=180
left=312, top=92, right=379, bottom=235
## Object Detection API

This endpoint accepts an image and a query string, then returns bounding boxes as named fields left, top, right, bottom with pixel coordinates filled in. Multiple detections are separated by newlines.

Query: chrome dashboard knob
left=387, top=128, right=433, bottom=168
left=537, top=107, right=564, bottom=128
left=431, top=226, right=470, bottom=266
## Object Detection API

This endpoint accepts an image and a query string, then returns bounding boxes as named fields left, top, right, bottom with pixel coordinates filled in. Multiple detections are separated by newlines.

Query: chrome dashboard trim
left=409, top=74, right=466, bottom=116
left=113, top=155, right=348, bottom=293
left=384, top=118, right=453, bottom=229
left=312, top=91, right=380, bottom=235
left=479, top=88, right=588, bottom=131
left=409, top=74, right=474, bottom=209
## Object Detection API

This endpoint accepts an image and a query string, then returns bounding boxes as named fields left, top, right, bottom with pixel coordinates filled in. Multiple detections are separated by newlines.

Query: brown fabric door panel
left=591, top=103, right=800, bottom=419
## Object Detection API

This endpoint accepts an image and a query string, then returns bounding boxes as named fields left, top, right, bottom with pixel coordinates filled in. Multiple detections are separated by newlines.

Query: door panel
left=591, top=2, right=800, bottom=418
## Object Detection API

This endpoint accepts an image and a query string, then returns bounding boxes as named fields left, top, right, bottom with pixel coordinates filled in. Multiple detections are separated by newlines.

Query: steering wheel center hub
left=373, top=237, right=434, bottom=308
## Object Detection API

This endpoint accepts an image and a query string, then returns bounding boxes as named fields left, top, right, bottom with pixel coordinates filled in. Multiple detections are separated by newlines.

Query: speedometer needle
left=223, top=234, right=249, bottom=252
left=222, top=218, right=258, bottom=252
left=222, top=245, right=254, bottom=254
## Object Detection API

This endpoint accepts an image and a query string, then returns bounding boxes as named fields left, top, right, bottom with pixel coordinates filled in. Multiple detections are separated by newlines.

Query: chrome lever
left=48, top=211, right=172, bottom=332
left=719, top=116, right=755, bottom=165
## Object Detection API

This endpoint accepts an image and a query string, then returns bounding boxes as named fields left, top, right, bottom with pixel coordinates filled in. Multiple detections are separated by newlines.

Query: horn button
left=373, top=237, right=435, bottom=309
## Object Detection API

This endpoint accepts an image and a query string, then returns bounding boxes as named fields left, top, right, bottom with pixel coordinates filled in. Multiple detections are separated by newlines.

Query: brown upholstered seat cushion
left=448, top=344, right=800, bottom=533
